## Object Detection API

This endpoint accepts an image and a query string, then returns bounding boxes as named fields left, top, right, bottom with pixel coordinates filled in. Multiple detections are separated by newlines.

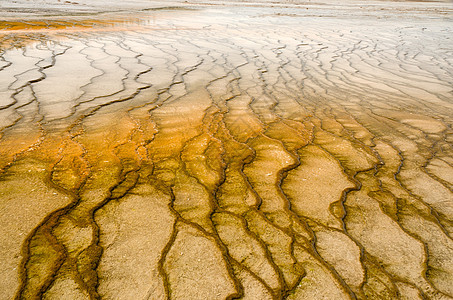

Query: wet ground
left=1, top=0, right=453, bottom=299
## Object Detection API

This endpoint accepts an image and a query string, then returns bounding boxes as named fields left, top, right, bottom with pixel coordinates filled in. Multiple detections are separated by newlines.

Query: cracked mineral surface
left=1, top=0, right=453, bottom=299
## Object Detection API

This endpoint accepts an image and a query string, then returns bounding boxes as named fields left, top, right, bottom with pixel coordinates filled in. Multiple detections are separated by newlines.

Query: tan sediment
left=95, top=185, right=174, bottom=299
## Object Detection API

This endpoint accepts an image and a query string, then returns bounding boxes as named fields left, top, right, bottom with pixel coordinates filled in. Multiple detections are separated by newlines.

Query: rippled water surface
left=1, top=1, right=453, bottom=299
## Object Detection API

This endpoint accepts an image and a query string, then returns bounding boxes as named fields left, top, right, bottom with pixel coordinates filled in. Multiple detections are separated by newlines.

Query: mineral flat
left=1, top=0, right=452, bottom=299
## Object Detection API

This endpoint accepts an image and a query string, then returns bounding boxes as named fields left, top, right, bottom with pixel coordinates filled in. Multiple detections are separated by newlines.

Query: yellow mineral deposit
left=0, top=0, right=452, bottom=299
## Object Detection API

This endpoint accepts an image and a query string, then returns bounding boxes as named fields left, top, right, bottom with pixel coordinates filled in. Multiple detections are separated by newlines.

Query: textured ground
left=1, top=0, right=453, bottom=299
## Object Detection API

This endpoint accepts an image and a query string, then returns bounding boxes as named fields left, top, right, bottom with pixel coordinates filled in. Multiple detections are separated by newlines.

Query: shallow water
left=1, top=1, right=453, bottom=299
